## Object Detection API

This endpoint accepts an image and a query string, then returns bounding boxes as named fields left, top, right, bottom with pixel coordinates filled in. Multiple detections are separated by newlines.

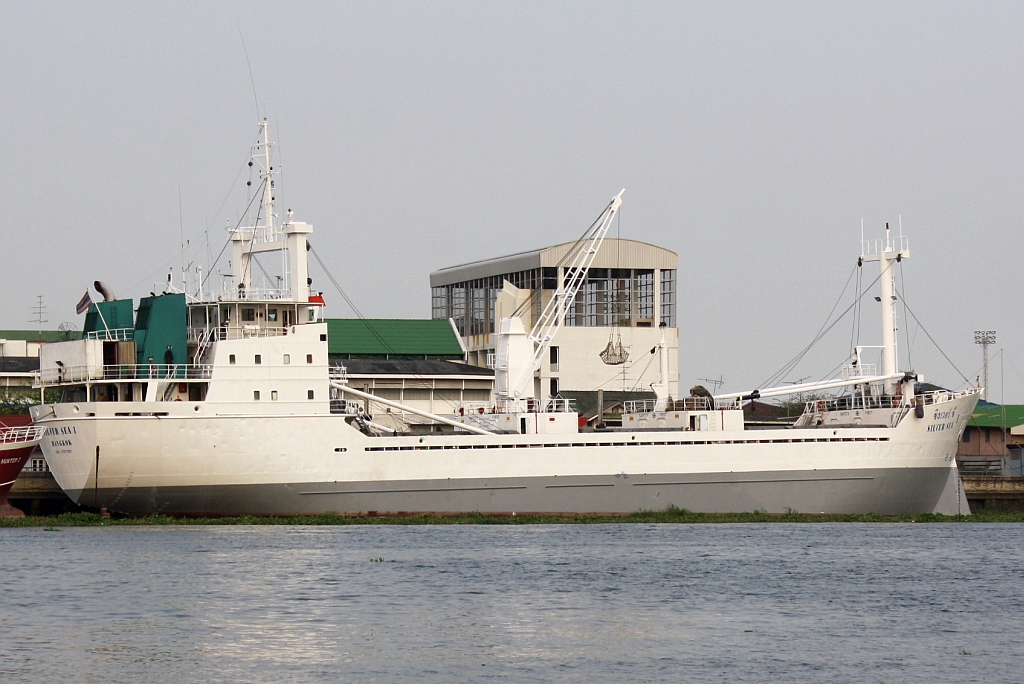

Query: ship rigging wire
left=758, top=264, right=869, bottom=391
left=892, top=283, right=971, bottom=385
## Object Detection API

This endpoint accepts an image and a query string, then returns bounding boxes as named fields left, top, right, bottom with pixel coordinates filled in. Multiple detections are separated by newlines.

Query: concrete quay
left=8, top=470, right=81, bottom=517
left=962, top=476, right=1024, bottom=511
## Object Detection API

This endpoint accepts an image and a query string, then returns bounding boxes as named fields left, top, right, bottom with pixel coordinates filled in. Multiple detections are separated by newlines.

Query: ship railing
left=861, top=235, right=909, bottom=256
left=803, top=395, right=904, bottom=414
left=84, top=328, right=135, bottom=341
left=216, top=286, right=293, bottom=302
left=456, top=398, right=575, bottom=415
left=486, top=353, right=497, bottom=369
left=329, top=365, right=348, bottom=381
left=543, top=398, right=575, bottom=413
left=800, top=387, right=977, bottom=416
left=624, top=399, right=656, bottom=413
left=187, top=326, right=289, bottom=342
left=0, top=425, right=45, bottom=444
left=842, top=363, right=877, bottom=379
left=36, top=364, right=213, bottom=386
left=330, top=399, right=359, bottom=415
left=624, top=397, right=738, bottom=413
left=918, top=389, right=977, bottom=405
left=670, top=397, right=714, bottom=411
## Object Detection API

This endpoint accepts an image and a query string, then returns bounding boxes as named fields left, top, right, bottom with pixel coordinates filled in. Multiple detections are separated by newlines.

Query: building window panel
left=431, top=286, right=450, bottom=320
left=660, top=269, right=676, bottom=328
left=451, top=286, right=467, bottom=336
left=636, top=270, right=654, bottom=320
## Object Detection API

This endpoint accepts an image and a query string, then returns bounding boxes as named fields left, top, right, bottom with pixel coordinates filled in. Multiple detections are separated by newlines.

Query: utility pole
left=30, top=296, right=48, bottom=342
left=975, top=330, right=996, bottom=401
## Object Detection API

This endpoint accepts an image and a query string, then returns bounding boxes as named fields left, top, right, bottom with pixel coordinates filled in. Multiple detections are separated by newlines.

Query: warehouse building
left=429, top=238, right=679, bottom=400
left=327, top=318, right=494, bottom=432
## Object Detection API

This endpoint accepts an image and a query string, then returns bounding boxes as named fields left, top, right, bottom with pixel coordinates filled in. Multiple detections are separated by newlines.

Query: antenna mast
left=30, top=296, right=48, bottom=341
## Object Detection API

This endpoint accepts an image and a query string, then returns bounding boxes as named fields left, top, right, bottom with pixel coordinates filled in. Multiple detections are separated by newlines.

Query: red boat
left=1, top=416, right=45, bottom=518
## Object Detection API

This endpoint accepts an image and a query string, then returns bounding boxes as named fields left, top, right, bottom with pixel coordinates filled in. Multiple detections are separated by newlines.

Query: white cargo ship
left=30, top=122, right=978, bottom=516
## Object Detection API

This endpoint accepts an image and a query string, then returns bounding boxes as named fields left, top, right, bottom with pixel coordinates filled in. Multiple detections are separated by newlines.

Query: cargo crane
left=495, top=190, right=625, bottom=402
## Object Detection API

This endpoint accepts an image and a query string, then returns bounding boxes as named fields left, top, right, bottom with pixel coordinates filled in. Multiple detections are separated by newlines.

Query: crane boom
left=507, top=189, right=624, bottom=398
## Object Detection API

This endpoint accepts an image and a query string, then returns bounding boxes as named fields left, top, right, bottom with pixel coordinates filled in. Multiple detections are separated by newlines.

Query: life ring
left=478, top=407, right=485, bottom=415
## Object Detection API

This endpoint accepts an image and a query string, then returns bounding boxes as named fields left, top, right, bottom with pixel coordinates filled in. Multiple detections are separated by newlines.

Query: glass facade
left=660, top=269, right=676, bottom=328
left=432, top=267, right=676, bottom=335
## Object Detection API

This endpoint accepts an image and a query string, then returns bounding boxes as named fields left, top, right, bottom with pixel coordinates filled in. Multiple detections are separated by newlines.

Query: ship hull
left=61, top=466, right=964, bottom=517
left=1, top=417, right=42, bottom=518
left=32, top=391, right=977, bottom=517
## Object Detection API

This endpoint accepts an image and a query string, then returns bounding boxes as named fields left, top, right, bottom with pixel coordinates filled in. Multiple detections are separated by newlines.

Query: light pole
left=974, top=330, right=996, bottom=400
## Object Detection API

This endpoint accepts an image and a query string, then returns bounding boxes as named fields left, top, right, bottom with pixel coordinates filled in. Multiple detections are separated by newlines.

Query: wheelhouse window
left=268, top=308, right=278, bottom=322
left=242, top=308, right=256, bottom=322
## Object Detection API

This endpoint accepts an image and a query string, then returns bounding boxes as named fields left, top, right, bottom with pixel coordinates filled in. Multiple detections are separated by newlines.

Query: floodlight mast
left=503, top=190, right=625, bottom=400
left=975, top=330, right=996, bottom=400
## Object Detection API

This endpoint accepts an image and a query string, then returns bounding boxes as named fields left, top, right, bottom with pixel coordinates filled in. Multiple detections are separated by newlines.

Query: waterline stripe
left=300, top=485, right=528, bottom=496
left=632, top=476, right=875, bottom=486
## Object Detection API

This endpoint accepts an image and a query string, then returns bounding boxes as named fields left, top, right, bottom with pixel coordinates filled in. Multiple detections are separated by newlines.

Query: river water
left=1, top=523, right=1021, bottom=683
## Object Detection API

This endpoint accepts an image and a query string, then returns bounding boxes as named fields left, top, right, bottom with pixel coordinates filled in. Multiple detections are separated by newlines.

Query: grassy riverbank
left=3, top=507, right=1024, bottom=526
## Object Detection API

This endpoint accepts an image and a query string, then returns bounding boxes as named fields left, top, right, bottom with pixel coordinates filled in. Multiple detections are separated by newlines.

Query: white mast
left=228, top=120, right=310, bottom=303
left=860, top=222, right=908, bottom=395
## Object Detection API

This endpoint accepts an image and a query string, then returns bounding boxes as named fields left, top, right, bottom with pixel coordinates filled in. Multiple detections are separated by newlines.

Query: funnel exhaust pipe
left=94, top=281, right=116, bottom=302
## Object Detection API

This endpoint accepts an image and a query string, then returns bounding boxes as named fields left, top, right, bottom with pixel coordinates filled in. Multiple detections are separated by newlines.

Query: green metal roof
left=968, top=404, right=1024, bottom=429
left=0, top=329, right=81, bottom=342
left=326, top=319, right=464, bottom=359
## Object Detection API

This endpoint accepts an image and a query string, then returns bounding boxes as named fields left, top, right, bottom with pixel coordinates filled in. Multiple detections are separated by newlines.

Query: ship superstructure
left=29, top=123, right=979, bottom=516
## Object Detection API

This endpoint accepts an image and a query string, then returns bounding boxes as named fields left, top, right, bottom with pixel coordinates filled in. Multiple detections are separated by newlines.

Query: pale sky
left=2, top=2, right=1022, bottom=399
